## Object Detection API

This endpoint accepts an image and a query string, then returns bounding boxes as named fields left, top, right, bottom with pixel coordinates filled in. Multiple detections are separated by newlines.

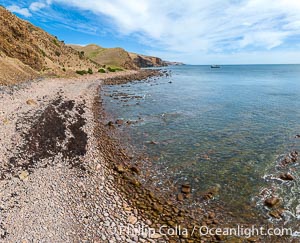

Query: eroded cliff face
left=129, top=53, right=167, bottom=68
left=0, top=6, right=99, bottom=85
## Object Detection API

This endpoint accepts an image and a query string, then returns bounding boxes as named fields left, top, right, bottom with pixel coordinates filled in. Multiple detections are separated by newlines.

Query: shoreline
left=1, top=69, right=199, bottom=242
left=0, top=69, right=285, bottom=242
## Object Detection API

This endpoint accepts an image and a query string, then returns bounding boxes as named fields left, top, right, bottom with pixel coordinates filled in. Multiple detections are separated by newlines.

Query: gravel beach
left=0, top=70, right=236, bottom=243
left=0, top=70, right=170, bottom=242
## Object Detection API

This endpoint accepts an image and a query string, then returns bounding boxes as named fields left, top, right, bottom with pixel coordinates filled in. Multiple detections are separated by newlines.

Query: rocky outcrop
left=129, top=53, right=184, bottom=68
left=129, top=53, right=167, bottom=68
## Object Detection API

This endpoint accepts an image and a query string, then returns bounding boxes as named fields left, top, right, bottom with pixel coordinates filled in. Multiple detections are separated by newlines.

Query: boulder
left=279, top=173, right=294, bottom=181
left=181, top=184, right=191, bottom=194
left=264, top=197, right=280, bottom=207
left=115, top=119, right=124, bottom=125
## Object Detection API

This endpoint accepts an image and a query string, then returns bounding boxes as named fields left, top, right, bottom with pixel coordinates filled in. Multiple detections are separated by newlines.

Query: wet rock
left=291, top=152, right=298, bottom=162
left=115, top=164, right=125, bottom=174
left=106, top=121, right=115, bottom=127
left=269, top=209, right=284, bottom=219
left=281, top=157, right=291, bottom=166
left=202, top=185, right=220, bottom=200
left=152, top=203, right=163, bottom=213
left=181, top=183, right=191, bottom=194
left=130, top=166, right=140, bottom=175
left=295, top=134, right=300, bottom=138
left=115, top=119, right=124, bottom=125
left=149, top=141, right=158, bottom=145
left=177, top=193, right=184, bottom=201
left=264, top=197, right=280, bottom=208
left=279, top=173, right=294, bottom=181
left=203, top=154, right=210, bottom=160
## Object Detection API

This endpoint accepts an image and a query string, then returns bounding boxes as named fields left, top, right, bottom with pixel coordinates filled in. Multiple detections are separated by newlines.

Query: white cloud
left=7, top=5, right=32, bottom=17
left=7, top=0, right=300, bottom=63
left=29, top=2, right=47, bottom=12
left=49, top=0, right=300, bottom=63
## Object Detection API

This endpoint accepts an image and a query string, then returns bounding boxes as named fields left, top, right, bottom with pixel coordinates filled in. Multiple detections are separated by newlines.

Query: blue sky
left=2, top=0, right=300, bottom=64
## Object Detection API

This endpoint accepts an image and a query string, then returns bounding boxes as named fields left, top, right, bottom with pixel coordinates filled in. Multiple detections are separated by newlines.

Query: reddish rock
left=264, top=197, right=280, bottom=207
left=279, top=173, right=294, bottom=181
left=115, top=119, right=124, bottom=125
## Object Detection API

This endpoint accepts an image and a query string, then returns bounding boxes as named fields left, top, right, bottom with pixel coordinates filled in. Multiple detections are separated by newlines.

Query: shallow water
left=102, top=65, right=300, bottom=228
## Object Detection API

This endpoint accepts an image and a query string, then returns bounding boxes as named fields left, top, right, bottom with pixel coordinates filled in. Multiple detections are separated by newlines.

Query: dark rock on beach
left=115, top=119, right=124, bottom=125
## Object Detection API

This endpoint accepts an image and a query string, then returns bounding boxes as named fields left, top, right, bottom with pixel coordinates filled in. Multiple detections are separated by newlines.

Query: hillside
left=0, top=6, right=99, bottom=85
left=69, top=44, right=137, bottom=70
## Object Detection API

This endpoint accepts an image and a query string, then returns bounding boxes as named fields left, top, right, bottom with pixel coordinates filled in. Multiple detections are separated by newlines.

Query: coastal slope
left=69, top=44, right=138, bottom=70
left=0, top=6, right=99, bottom=85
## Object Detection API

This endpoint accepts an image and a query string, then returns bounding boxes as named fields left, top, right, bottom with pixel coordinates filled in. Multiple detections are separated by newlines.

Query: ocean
left=102, top=65, right=300, bottom=228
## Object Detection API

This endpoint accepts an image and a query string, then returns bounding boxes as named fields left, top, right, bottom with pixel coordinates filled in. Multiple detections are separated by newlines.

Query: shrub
left=76, top=70, right=88, bottom=75
left=52, top=39, right=59, bottom=46
left=98, top=68, right=106, bottom=73
left=40, top=49, right=46, bottom=57
left=79, top=51, right=84, bottom=59
left=107, top=66, right=123, bottom=72
left=87, top=68, right=93, bottom=74
left=55, top=51, right=61, bottom=56
left=107, top=67, right=115, bottom=72
left=62, top=68, right=66, bottom=72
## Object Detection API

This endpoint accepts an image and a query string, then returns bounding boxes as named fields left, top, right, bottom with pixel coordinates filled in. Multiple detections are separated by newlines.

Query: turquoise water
left=102, top=65, right=300, bottom=225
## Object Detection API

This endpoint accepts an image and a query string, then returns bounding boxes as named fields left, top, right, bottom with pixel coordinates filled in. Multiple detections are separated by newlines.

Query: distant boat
left=211, top=65, right=220, bottom=68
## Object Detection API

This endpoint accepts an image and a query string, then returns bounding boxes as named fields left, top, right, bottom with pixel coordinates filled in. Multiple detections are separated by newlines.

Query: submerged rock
left=177, top=193, right=184, bottom=201
left=264, top=197, right=280, bottom=208
left=181, top=183, right=191, bottom=194
left=115, top=119, right=124, bottom=125
left=115, top=164, right=125, bottom=174
left=106, top=121, right=115, bottom=127
left=130, top=166, right=140, bottom=175
left=279, top=173, right=294, bottom=181
left=269, top=208, right=284, bottom=219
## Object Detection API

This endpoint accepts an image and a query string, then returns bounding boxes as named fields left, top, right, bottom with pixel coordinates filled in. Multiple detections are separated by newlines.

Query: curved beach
left=0, top=70, right=216, bottom=242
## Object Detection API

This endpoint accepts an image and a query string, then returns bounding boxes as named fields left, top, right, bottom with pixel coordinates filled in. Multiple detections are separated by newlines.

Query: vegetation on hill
left=69, top=44, right=137, bottom=70
left=0, top=6, right=99, bottom=85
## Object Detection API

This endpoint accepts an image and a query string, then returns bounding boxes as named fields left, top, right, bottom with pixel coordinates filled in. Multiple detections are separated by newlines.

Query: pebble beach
left=0, top=70, right=214, bottom=243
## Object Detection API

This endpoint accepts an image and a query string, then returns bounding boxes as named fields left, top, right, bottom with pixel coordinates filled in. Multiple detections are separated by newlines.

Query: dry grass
left=69, top=44, right=138, bottom=70
left=0, top=6, right=100, bottom=85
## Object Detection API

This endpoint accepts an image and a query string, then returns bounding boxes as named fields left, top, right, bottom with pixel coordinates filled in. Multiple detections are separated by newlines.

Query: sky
left=1, top=0, right=300, bottom=64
